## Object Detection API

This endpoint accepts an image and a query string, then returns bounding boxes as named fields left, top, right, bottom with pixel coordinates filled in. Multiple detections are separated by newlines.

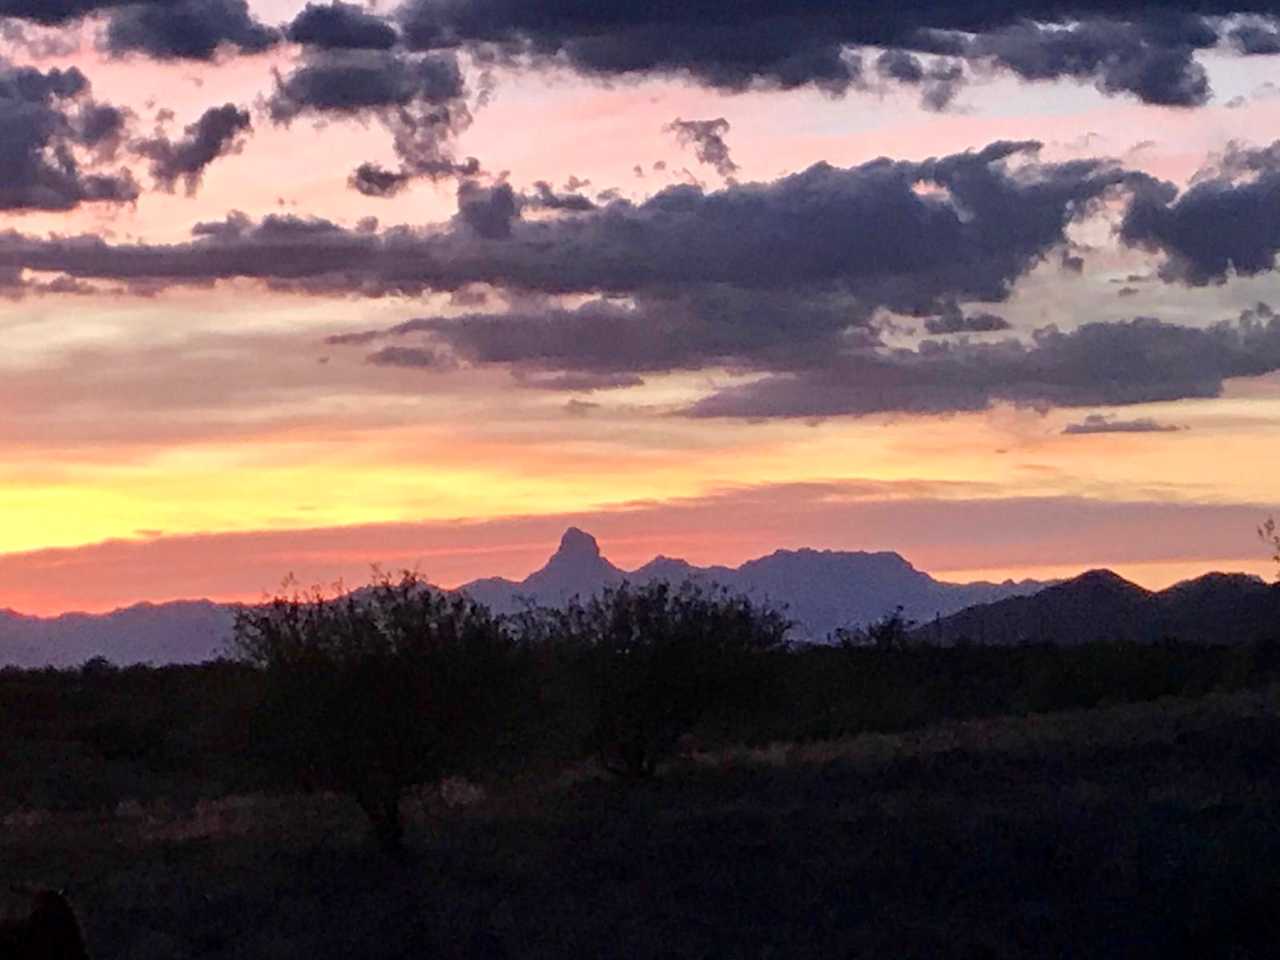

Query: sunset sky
left=2, top=0, right=1279, bottom=614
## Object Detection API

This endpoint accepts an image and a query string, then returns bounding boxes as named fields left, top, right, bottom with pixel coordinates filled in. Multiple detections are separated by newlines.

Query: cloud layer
left=1062, top=414, right=1185, bottom=434
left=0, top=141, right=1140, bottom=295
left=4, top=127, right=1280, bottom=420
left=0, top=61, right=138, bottom=211
left=133, top=102, right=251, bottom=193
left=684, top=312, right=1280, bottom=418
left=267, top=47, right=476, bottom=192
left=103, top=0, right=278, bottom=60
left=1121, top=144, right=1280, bottom=284
left=393, top=1, right=1276, bottom=105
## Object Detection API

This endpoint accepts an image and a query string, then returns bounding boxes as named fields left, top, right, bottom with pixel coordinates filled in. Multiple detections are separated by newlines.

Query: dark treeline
left=2, top=573, right=1278, bottom=840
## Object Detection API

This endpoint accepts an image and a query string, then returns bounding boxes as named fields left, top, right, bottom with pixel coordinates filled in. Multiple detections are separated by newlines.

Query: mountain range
left=1, top=528, right=1272, bottom=667
left=460, top=527, right=1046, bottom=638
left=0, top=527, right=1045, bottom=666
left=0, top=600, right=236, bottom=669
left=915, top=569, right=1280, bottom=646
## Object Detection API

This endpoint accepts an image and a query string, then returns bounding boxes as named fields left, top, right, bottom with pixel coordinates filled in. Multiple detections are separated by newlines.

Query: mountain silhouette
left=458, top=529, right=1048, bottom=638
left=0, top=600, right=234, bottom=669
left=462, top=527, right=626, bottom=611
left=4, top=529, right=1269, bottom=666
left=915, top=569, right=1280, bottom=646
left=522, top=527, right=626, bottom=600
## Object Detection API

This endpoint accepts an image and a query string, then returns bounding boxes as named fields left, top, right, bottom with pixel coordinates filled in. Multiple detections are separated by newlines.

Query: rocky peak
left=553, top=527, right=601, bottom=562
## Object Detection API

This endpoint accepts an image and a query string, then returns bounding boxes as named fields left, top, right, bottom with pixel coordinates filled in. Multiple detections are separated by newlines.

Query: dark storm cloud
left=267, top=48, right=474, bottom=192
left=1119, top=140, right=1280, bottom=285
left=103, top=0, right=279, bottom=59
left=876, top=49, right=925, bottom=84
left=683, top=311, right=1280, bottom=419
left=75, top=101, right=130, bottom=158
left=0, top=141, right=1151, bottom=305
left=666, top=118, right=738, bottom=177
left=287, top=1, right=399, bottom=50
left=133, top=102, right=250, bottom=194
left=0, top=61, right=138, bottom=211
left=923, top=306, right=1011, bottom=335
left=394, top=0, right=1265, bottom=105
left=1062, top=414, right=1185, bottom=434
left=918, top=61, right=964, bottom=111
left=487, top=139, right=1147, bottom=313
left=267, top=49, right=464, bottom=117
left=1228, top=21, right=1280, bottom=54
left=348, top=162, right=413, bottom=197
left=324, top=327, right=382, bottom=346
left=348, top=155, right=480, bottom=196
left=400, top=2, right=867, bottom=94
left=455, top=179, right=519, bottom=238
left=0, top=211, right=425, bottom=295
left=964, top=18, right=1212, bottom=107
left=524, top=180, right=595, bottom=211
left=0, top=266, right=101, bottom=299
left=0, top=0, right=173, bottom=25
left=517, top=371, right=645, bottom=392
left=365, top=344, right=455, bottom=369
left=875, top=50, right=964, bottom=111
left=371, top=287, right=875, bottom=377
left=0, top=265, right=25, bottom=295
left=430, top=139, right=1141, bottom=311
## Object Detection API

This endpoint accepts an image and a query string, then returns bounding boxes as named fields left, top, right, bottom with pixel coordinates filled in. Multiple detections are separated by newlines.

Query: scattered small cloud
left=103, top=0, right=279, bottom=60
left=666, top=117, right=738, bottom=178
left=1062, top=414, right=1185, bottom=435
left=132, top=102, right=251, bottom=194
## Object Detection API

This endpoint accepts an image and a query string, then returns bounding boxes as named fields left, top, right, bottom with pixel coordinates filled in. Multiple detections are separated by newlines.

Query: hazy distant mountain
left=915, top=569, right=1280, bottom=646
left=459, top=527, right=1048, bottom=639
left=10, top=527, right=1268, bottom=667
left=1, top=527, right=1043, bottom=665
left=723, top=548, right=1047, bottom=640
left=0, top=601, right=235, bottom=669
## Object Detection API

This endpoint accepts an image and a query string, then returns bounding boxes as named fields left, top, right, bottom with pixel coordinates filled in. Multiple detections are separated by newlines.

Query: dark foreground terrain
left=5, top=685, right=1280, bottom=959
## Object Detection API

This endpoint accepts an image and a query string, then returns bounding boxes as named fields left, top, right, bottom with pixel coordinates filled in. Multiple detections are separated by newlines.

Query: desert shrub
left=232, top=572, right=526, bottom=852
left=495, top=604, right=600, bottom=772
left=548, top=581, right=790, bottom=778
left=832, top=606, right=917, bottom=651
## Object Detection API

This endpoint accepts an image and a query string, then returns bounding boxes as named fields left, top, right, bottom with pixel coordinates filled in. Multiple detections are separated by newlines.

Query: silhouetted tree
left=0, top=888, right=90, bottom=960
left=1262, top=517, right=1279, bottom=581
left=232, top=572, right=523, bottom=853
left=833, top=606, right=917, bottom=650
left=551, top=581, right=790, bottom=779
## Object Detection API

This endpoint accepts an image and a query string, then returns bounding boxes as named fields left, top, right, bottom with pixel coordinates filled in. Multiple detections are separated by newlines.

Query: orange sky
left=1, top=12, right=1279, bottom=613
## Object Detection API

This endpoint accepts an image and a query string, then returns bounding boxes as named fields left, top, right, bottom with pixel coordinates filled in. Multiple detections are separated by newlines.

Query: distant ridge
left=456, top=531, right=1048, bottom=639
left=0, top=528, right=1049, bottom=666
left=0, top=600, right=234, bottom=669
left=916, top=569, right=1280, bottom=646
left=5, top=529, right=1269, bottom=667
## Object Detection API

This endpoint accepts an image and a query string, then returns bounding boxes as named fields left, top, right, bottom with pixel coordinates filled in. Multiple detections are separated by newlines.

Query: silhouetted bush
left=547, top=582, right=790, bottom=778
left=833, top=606, right=917, bottom=650
left=232, top=572, right=526, bottom=852
left=3, top=598, right=1278, bottom=824
left=0, top=889, right=90, bottom=960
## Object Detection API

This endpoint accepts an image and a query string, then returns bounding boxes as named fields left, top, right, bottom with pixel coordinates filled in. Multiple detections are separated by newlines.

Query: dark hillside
left=918, top=569, right=1280, bottom=646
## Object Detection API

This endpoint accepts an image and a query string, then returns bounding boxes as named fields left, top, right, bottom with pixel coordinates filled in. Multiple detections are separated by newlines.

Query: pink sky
left=1, top=5, right=1278, bottom=613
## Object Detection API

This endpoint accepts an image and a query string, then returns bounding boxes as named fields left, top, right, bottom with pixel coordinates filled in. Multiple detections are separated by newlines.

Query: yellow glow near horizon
left=3, top=395, right=1276, bottom=560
